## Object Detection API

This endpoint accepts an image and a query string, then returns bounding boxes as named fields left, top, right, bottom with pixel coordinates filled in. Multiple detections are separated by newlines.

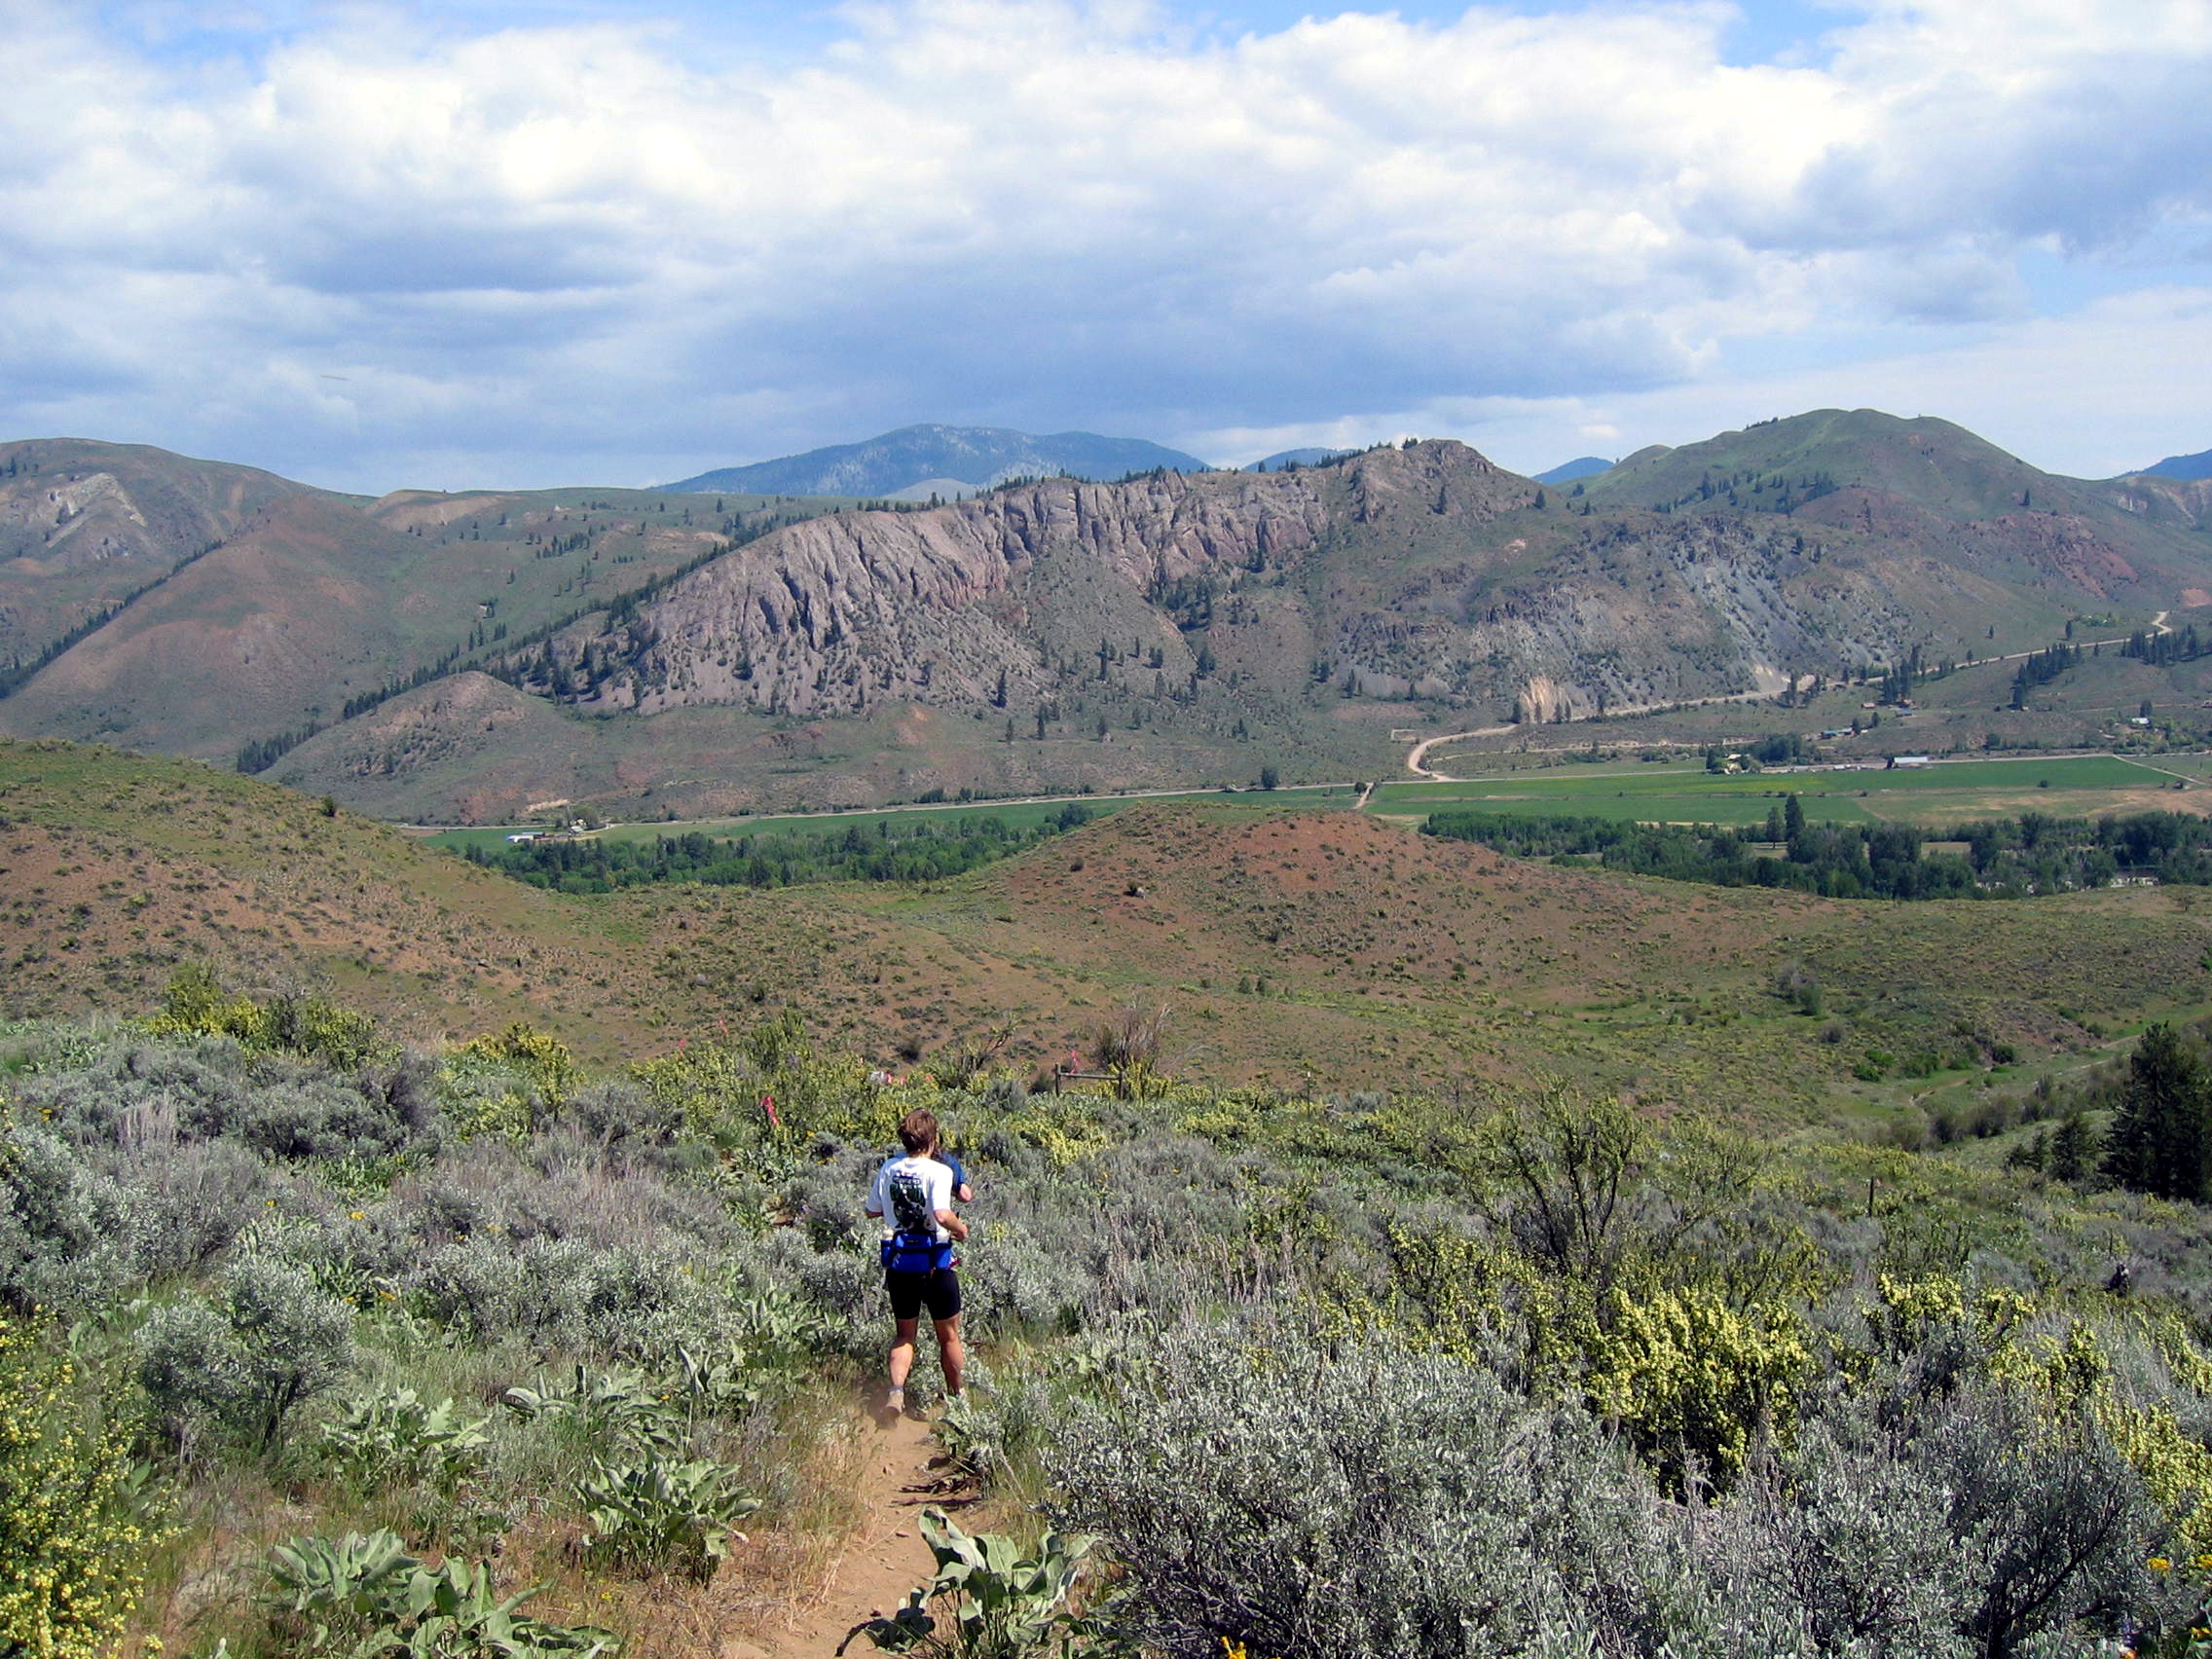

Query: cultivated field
left=1368, top=753, right=2191, bottom=828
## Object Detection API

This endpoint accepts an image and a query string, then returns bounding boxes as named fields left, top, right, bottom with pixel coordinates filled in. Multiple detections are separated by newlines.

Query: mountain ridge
left=10, top=411, right=2212, bottom=822
left=1247, top=447, right=1356, bottom=472
left=663, top=423, right=1208, bottom=497
left=2138, top=448, right=2212, bottom=483
left=1533, top=456, right=1614, bottom=485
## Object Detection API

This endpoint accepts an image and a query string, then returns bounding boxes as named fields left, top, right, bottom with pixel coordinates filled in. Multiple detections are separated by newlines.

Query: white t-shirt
left=869, top=1154, right=954, bottom=1243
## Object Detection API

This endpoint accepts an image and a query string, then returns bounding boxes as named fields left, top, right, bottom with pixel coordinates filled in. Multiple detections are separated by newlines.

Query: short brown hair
left=897, top=1110, right=940, bottom=1156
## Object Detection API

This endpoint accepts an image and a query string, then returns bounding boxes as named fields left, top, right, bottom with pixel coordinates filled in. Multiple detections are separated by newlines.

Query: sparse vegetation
left=11, top=965, right=2212, bottom=1655
left=27, top=736, right=2212, bottom=1654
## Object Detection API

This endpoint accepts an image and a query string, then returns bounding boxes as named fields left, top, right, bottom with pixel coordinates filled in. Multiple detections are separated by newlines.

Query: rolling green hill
left=10, top=737, right=2212, bottom=1114
left=1581, top=408, right=2212, bottom=598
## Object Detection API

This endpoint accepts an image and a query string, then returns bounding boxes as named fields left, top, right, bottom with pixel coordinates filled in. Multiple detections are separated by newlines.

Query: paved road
left=405, top=778, right=1372, bottom=838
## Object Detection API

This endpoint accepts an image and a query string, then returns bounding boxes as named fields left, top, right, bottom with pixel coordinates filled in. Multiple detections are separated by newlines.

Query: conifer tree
left=2048, top=1111, right=2095, bottom=1183
left=2102, top=1023, right=2209, bottom=1199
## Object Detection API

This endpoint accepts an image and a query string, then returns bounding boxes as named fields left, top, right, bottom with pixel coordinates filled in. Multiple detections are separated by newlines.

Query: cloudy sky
left=4, top=0, right=2209, bottom=492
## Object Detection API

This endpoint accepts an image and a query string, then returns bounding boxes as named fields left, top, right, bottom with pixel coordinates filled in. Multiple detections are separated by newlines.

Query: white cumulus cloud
left=0, top=0, right=2206, bottom=488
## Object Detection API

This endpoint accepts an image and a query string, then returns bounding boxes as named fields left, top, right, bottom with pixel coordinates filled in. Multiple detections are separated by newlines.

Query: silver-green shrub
left=1049, top=1314, right=2180, bottom=1659
left=410, top=1233, right=724, bottom=1356
left=137, top=1253, right=355, bottom=1451
left=0, top=1124, right=134, bottom=1308
left=1049, top=1318, right=1663, bottom=1658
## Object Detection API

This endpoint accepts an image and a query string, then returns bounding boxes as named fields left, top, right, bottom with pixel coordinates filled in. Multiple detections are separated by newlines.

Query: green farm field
left=1368, top=754, right=2188, bottom=827
left=417, top=757, right=2188, bottom=853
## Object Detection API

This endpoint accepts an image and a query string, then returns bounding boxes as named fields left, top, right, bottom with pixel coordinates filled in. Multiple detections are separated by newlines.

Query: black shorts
left=885, top=1267, right=962, bottom=1323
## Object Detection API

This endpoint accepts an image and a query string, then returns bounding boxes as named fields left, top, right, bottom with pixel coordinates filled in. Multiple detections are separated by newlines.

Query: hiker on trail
left=866, top=1109, right=969, bottom=1417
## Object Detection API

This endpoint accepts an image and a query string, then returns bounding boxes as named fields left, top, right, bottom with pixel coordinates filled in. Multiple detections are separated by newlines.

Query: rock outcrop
left=584, top=442, right=1547, bottom=719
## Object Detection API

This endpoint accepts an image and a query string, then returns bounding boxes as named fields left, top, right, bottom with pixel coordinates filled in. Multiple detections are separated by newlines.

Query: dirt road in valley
left=1402, top=614, right=2177, bottom=783
left=1403, top=678, right=1790, bottom=781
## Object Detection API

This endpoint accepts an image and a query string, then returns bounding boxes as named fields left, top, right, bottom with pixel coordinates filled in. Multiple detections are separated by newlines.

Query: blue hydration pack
left=881, top=1233, right=955, bottom=1274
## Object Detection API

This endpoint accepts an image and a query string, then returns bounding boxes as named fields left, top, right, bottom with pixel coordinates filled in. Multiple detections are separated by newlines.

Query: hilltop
left=1581, top=408, right=2212, bottom=595
left=2138, top=447, right=2212, bottom=482
left=0, top=437, right=344, bottom=683
left=1246, top=446, right=1356, bottom=471
left=1532, top=456, right=1613, bottom=484
left=663, top=423, right=1207, bottom=497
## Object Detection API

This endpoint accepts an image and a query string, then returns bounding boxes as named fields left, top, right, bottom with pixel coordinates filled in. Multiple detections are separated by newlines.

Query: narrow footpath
left=725, top=1406, right=952, bottom=1659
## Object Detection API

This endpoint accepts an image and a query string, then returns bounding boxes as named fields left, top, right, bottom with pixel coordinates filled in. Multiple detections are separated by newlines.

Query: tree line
left=1423, top=803, right=2212, bottom=900
left=459, top=804, right=1096, bottom=894
left=2009, top=1019, right=2212, bottom=1205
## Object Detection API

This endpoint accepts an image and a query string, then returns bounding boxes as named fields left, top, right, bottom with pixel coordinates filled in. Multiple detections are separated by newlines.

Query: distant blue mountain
left=1533, top=456, right=1615, bottom=485
left=2139, top=448, right=2212, bottom=482
left=1246, top=447, right=1355, bottom=472
left=664, top=424, right=1207, bottom=498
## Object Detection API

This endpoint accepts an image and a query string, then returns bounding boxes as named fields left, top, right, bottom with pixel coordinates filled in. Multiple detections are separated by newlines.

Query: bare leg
left=934, top=1313, right=964, bottom=1397
left=889, top=1316, right=920, bottom=1392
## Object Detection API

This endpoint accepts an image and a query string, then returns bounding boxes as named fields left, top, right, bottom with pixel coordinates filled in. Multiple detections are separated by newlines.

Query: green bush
left=259, top=1528, right=617, bottom=1656
left=1585, top=1285, right=1810, bottom=1489
left=502, top=1363, right=689, bottom=1453
left=844, top=1506, right=1093, bottom=1659
left=147, top=964, right=386, bottom=1071
left=576, top=1451, right=759, bottom=1582
left=318, top=1386, right=491, bottom=1489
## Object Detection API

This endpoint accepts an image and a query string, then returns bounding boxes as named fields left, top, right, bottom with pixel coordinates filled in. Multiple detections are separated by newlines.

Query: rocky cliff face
left=2105, top=473, right=2212, bottom=535
left=554, top=437, right=2045, bottom=728
left=591, top=465, right=1338, bottom=717
left=569, top=442, right=1553, bottom=719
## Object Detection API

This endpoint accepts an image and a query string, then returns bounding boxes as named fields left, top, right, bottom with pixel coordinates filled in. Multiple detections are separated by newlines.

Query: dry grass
left=115, top=1373, right=875, bottom=1659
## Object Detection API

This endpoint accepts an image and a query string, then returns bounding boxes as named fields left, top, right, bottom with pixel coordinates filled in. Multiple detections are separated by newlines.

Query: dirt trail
left=725, top=1407, right=954, bottom=1659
